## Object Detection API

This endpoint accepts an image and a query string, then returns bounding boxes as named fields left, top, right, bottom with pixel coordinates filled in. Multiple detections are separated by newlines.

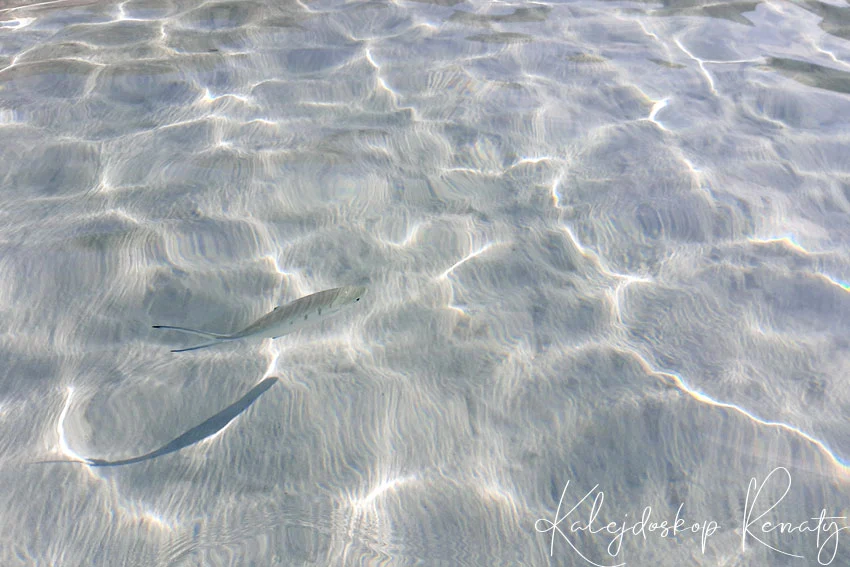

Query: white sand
left=1, top=0, right=849, bottom=564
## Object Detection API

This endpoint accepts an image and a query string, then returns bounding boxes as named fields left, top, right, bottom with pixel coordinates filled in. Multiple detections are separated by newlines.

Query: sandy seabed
left=1, top=0, right=850, bottom=564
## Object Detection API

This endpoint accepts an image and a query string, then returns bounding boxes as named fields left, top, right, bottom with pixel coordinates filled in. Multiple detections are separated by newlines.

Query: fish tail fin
left=170, top=339, right=228, bottom=353
left=152, top=325, right=228, bottom=339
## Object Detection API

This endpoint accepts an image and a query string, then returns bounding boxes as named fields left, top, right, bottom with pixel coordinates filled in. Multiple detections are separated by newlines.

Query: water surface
left=1, top=0, right=849, bottom=564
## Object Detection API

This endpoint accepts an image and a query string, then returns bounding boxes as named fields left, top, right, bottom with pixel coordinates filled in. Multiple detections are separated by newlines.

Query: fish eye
left=356, top=297, right=360, bottom=301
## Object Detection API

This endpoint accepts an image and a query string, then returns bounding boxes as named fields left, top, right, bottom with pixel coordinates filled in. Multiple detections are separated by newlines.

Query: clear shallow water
left=1, top=0, right=849, bottom=564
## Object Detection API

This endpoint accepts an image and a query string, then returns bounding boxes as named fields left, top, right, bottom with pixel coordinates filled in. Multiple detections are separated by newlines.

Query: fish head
left=334, top=285, right=366, bottom=307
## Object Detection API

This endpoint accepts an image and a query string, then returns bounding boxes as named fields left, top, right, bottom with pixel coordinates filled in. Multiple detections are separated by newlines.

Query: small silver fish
left=153, top=286, right=366, bottom=352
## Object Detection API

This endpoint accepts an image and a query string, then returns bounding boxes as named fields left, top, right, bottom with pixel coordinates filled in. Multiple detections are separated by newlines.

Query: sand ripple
left=1, top=0, right=849, bottom=564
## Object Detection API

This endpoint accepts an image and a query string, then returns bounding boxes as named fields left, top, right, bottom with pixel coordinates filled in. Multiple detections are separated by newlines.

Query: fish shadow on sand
left=38, top=377, right=278, bottom=467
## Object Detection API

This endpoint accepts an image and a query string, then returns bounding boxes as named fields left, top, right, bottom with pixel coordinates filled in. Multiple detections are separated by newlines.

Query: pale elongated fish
left=153, top=286, right=366, bottom=353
